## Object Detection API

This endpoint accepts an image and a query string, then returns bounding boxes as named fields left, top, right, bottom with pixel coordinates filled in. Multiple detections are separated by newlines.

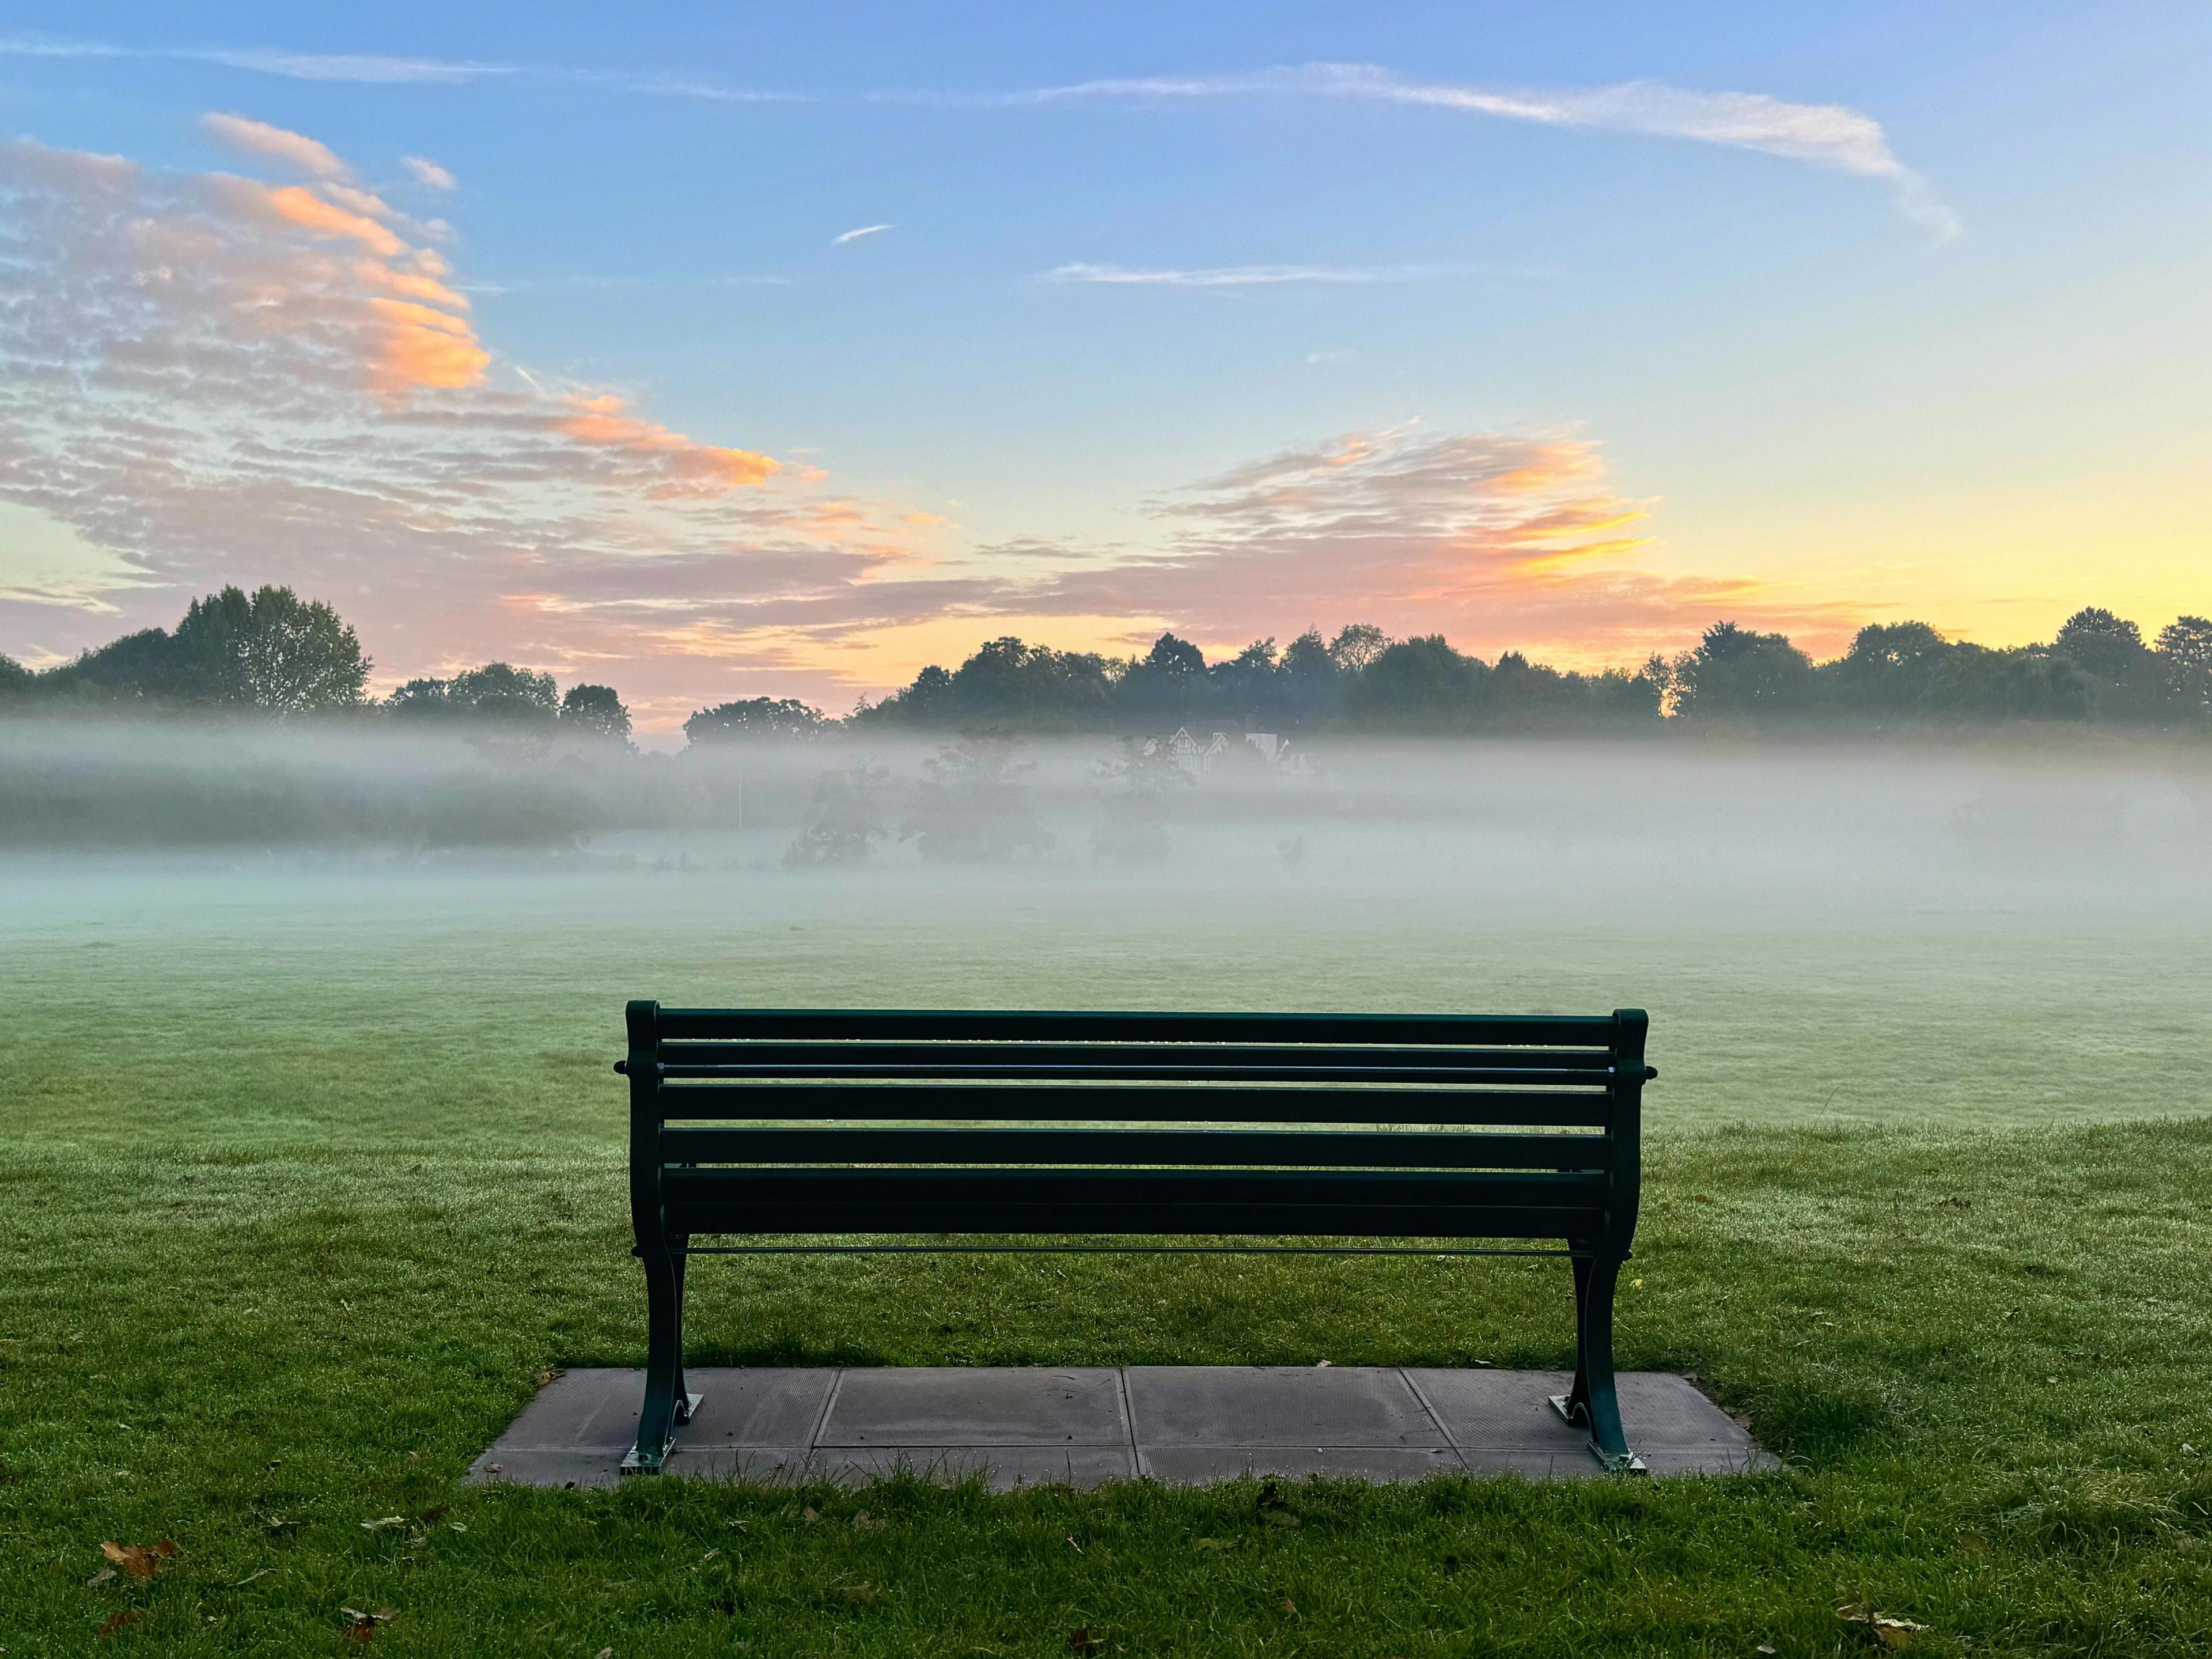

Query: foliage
left=19, top=586, right=370, bottom=714
left=389, top=662, right=560, bottom=726
left=1089, top=736, right=1196, bottom=863
left=684, top=696, right=825, bottom=744
left=558, top=684, right=632, bottom=743
left=783, top=765, right=892, bottom=866
left=901, top=730, right=1054, bottom=861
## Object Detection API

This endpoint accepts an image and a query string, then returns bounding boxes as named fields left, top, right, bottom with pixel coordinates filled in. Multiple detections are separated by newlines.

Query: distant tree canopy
left=7, top=585, right=2210, bottom=738
left=684, top=696, right=825, bottom=745
left=12, top=585, right=370, bottom=714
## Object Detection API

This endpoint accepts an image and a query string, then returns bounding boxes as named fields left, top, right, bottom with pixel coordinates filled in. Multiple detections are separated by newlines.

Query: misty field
left=5, top=744, right=2212, bottom=1656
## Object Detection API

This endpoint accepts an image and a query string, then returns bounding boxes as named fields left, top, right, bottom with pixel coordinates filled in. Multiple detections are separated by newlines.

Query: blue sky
left=0, top=2, right=2206, bottom=722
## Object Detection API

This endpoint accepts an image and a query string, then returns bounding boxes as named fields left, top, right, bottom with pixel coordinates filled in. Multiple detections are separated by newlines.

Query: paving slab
left=1125, top=1366, right=1445, bottom=1449
left=820, top=1367, right=1127, bottom=1446
left=471, top=1366, right=1774, bottom=1490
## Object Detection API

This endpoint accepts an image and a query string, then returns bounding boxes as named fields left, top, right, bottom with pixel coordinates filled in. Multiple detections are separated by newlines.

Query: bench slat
left=657, top=1126, right=1615, bottom=1171
left=663, top=1200, right=1605, bottom=1239
left=654, top=1008, right=1621, bottom=1046
left=663, top=1165, right=1607, bottom=1211
left=656, top=1082, right=1617, bottom=1126
left=656, top=1041, right=1617, bottom=1074
left=655, top=1062, right=1616, bottom=1085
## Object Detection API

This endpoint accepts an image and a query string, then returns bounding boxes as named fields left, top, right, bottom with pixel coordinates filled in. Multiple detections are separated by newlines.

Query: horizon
left=1, top=3, right=2207, bottom=730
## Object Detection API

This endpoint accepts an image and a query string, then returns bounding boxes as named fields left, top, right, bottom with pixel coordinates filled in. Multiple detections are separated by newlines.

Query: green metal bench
left=616, top=1001, right=1656, bottom=1474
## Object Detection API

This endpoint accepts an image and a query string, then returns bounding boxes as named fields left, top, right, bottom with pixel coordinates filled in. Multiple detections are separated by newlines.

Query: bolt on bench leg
left=1552, top=1249, right=1645, bottom=1474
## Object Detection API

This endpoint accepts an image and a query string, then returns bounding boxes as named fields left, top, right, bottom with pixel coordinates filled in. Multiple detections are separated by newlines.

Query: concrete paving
left=471, top=1366, right=1775, bottom=1490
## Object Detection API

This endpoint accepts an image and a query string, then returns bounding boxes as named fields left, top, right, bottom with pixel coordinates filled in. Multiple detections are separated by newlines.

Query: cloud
left=0, top=132, right=933, bottom=722
left=1045, top=262, right=1444, bottom=287
left=832, top=223, right=893, bottom=245
left=1009, top=64, right=1958, bottom=238
left=0, top=39, right=1949, bottom=232
left=202, top=112, right=348, bottom=179
left=403, top=155, right=457, bottom=191
left=935, top=425, right=1863, bottom=666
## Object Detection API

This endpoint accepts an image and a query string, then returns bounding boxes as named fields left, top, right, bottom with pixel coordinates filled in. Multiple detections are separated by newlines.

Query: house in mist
left=1145, top=728, right=1300, bottom=777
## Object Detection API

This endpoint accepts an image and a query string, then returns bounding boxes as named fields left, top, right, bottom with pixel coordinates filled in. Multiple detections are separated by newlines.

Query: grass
left=5, top=863, right=2212, bottom=1654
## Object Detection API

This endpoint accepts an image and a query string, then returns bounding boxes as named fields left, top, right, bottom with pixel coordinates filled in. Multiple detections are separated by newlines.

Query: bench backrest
left=625, top=1004, right=1650, bottom=1251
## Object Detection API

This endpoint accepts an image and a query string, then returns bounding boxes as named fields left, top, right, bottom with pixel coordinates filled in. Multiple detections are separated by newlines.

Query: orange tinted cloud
left=253, top=183, right=407, bottom=255
left=558, top=394, right=779, bottom=491
left=367, top=298, right=488, bottom=389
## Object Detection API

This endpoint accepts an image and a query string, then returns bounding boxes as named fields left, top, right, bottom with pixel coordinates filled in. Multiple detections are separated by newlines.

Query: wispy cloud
left=402, top=154, right=456, bottom=191
left=0, top=38, right=1952, bottom=234
left=1045, top=262, right=1457, bottom=288
left=832, top=223, right=893, bottom=245
left=202, top=111, right=347, bottom=178
left=999, top=64, right=1956, bottom=237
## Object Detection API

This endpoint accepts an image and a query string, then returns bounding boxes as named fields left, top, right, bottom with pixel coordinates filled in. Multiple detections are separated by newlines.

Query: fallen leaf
left=535, top=1368, right=560, bottom=1388
left=229, top=1567, right=272, bottom=1587
left=1259, top=1510, right=1301, bottom=1529
left=87, top=1566, right=116, bottom=1586
left=598, top=1649, right=613, bottom=1658
left=1067, top=1628, right=1104, bottom=1654
left=802, top=1507, right=820, bottom=1523
left=1192, top=1537, right=1234, bottom=1553
left=339, top=1608, right=399, bottom=1645
left=1066, top=1535, right=1084, bottom=1554
left=835, top=1581, right=878, bottom=1603
left=1278, top=1597, right=1298, bottom=1615
left=100, top=1539, right=179, bottom=1580
left=853, top=1510, right=888, bottom=1534
left=1838, top=1602, right=1930, bottom=1649
left=359, top=1517, right=407, bottom=1531
left=1757, top=1647, right=1777, bottom=1656
left=96, top=1609, right=143, bottom=1638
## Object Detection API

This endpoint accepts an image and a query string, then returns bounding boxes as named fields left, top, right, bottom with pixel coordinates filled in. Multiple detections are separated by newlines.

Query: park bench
left=615, top=1001, right=1656, bottom=1475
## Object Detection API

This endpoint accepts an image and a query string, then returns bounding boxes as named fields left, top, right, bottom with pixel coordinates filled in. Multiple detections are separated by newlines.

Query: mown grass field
left=4, top=862, right=2211, bottom=1655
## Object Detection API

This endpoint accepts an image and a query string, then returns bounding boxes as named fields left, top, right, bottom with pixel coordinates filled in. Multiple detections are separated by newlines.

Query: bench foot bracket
left=1549, top=1394, right=1647, bottom=1474
left=620, top=1392, right=702, bottom=1476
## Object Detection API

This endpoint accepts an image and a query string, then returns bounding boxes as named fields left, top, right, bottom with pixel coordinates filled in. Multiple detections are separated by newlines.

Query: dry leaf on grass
left=1838, top=1601, right=1930, bottom=1648
left=86, top=1566, right=116, bottom=1586
left=801, top=1507, right=820, bottom=1523
left=100, top=1540, right=178, bottom=1580
left=96, top=1609, right=143, bottom=1638
left=339, top=1607, right=399, bottom=1645
left=359, top=1516, right=407, bottom=1531
left=1067, top=1627, right=1104, bottom=1654
left=834, top=1581, right=878, bottom=1604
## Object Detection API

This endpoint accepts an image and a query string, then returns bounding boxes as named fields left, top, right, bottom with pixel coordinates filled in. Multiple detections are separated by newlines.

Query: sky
left=0, top=2, right=2206, bottom=729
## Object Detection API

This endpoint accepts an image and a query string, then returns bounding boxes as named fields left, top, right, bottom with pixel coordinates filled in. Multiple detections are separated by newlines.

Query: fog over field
left=5, top=720, right=2209, bottom=1132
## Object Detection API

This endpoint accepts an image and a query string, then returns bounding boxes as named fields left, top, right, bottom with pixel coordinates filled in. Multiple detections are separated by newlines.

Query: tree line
left=7, top=584, right=2210, bottom=738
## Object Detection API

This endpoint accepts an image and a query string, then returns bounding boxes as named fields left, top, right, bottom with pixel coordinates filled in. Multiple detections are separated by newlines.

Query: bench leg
left=623, top=1238, right=695, bottom=1475
left=1554, top=1250, right=1644, bottom=1474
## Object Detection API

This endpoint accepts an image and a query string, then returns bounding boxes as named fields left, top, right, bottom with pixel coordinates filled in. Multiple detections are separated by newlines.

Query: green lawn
left=5, top=862, right=2211, bottom=1654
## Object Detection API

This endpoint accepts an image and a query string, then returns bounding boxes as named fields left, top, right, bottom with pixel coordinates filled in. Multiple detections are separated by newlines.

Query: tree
left=2052, top=608, right=2145, bottom=683
left=784, top=765, right=891, bottom=866
left=0, top=654, right=27, bottom=698
left=901, top=730, right=1053, bottom=861
left=1117, top=632, right=1210, bottom=726
left=1328, top=624, right=1388, bottom=674
left=1828, top=622, right=1955, bottom=714
left=559, top=683, right=632, bottom=743
left=388, top=662, right=558, bottom=725
left=684, top=696, right=824, bottom=744
left=2155, top=616, right=2212, bottom=714
left=1673, top=621, right=1818, bottom=720
left=171, top=585, right=370, bottom=713
left=1346, top=635, right=1487, bottom=731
